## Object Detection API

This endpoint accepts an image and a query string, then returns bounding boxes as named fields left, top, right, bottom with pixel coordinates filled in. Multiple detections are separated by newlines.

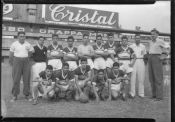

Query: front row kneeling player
left=54, top=63, right=76, bottom=100
left=107, top=62, right=130, bottom=101
left=91, top=69, right=111, bottom=102
left=74, top=57, right=92, bottom=101
left=32, top=65, right=56, bottom=105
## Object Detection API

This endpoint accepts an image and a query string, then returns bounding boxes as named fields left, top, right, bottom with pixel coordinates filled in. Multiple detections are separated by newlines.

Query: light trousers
left=130, top=59, right=145, bottom=97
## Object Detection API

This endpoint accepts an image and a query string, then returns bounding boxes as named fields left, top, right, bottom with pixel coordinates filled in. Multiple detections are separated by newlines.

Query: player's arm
left=77, top=46, right=88, bottom=58
left=54, top=50, right=64, bottom=59
left=91, top=76, right=100, bottom=102
left=25, top=44, right=35, bottom=58
left=102, top=49, right=109, bottom=57
left=108, top=50, right=115, bottom=62
left=9, top=51, right=14, bottom=66
left=63, top=52, right=78, bottom=61
left=110, top=46, right=117, bottom=61
left=83, top=70, right=92, bottom=84
left=47, top=49, right=55, bottom=60
left=159, top=40, right=169, bottom=60
left=9, top=43, right=15, bottom=66
left=129, top=48, right=136, bottom=67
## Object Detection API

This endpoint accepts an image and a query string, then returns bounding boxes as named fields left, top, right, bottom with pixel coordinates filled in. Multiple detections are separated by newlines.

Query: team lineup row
left=30, top=32, right=145, bottom=105
left=9, top=30, right=166, bottom=105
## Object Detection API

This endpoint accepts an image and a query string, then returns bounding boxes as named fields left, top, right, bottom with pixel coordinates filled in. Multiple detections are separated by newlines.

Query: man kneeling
left=91, top=69, right=111, bottom=102
left=74, top=57, right=92, bottom=102
left=54, top=63, right=76, bottom=101
left=107, top=62, right=130, bottom=101
left=32, top=65, right=56, bottom=105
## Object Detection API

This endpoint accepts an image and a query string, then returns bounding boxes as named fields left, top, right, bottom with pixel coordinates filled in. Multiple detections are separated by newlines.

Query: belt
left=118, top=58, right=131, bottom=60
left=35, top=61, right=46, bottom=63
left=32, top=80, right=39, bottom=82
left=149, top=54, right=161, bottom=55
left=135, top=58, right=144, bottom=59
left=14, top=56, right=29, bottom=59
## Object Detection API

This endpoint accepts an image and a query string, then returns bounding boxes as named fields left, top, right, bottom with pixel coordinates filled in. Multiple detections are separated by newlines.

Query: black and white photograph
left=1, top=1, right=171, bottom=121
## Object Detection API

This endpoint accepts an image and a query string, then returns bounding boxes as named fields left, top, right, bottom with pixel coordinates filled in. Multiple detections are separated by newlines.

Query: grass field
left=1, top=62, right=171, bottom=121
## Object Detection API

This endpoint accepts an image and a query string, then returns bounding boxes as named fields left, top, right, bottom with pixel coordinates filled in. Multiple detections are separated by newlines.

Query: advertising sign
left=3, top=4, right=17, bottom=20
left=42, top=4, right=119, bottom=29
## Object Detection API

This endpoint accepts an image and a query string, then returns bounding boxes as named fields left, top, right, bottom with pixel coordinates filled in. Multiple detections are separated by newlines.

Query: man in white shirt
left=148, top=29, right=168, bottom=101
left=130, top=34, right=147, bottom=98
left=77, top=34, right=95, bottom=69
left=9, top=31, right=34, bottom=102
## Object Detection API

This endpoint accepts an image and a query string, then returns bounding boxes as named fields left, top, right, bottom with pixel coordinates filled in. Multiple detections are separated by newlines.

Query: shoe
left=25, top=96, right=32, bottom=102
left=10, top=96, right=17, bottom=102
left=32, top=99, right=38, bottom=105
left=128, top=94, right=135, bottom=99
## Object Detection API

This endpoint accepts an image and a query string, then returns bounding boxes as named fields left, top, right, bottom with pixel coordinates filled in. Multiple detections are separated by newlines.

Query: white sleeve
left=90, top=45, right=94, bottom=53
left=142, top=45, right=147, bottom=55
left=29, top=45, right=35, bottom=52
left=158, top=39, right=166, bottom=48
left=9, top=43, right=15, bottom=52
left=77, top=45, right=82, bottom=54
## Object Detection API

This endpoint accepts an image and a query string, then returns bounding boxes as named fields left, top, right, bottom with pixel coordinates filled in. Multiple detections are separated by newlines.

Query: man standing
left=47, top=34, right=64, bottom=71
left=63, top=36, right=78, bottom=71
left=9, top=31, right=34, bottom=102
left=116, top=36, right=134, bottom=74
left=31, top=36, right=47, bottom=99
left=148, top=29, right=167, bottom=101
left=77, top=34, right=94, bottom=70
left=130, top=34, right=147, bottom=98
left=105, top=33, right=120, bottom=71
left=31, top=36, right=47, bottom=80
left=93, top=35, right=108, bottom=72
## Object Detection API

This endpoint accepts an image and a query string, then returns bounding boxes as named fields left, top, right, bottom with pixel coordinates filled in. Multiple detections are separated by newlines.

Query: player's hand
left=114, top=78, right=122, bottom=83
left=124, top=80, right=129, bottom=84
left=25, top=45, right=30, bottom=51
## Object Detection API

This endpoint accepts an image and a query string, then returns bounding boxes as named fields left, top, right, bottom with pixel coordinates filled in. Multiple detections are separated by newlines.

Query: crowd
left=8, top=29, right=169, bottom=105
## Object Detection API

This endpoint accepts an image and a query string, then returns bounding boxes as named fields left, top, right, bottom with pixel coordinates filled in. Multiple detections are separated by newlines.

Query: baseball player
left=54, top=63, right=76, bottom=101
left=32, top=65, right=56, bottom=105
left=74, top=57, right=92, bottom=101
left=93, top=35, right=108, bottom=73
left=63, top=36, right=78, bottom=71
left=116, top=36, right=135, bottom=75
left=47, top=34, right=64, bottom=71
left=107, top=62, right=130, bottom=101
left=105, top=33, right=121, bottom=72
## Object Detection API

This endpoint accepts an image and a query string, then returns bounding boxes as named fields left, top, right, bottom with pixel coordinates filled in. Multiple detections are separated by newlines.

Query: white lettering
left=56, top=30, right=63, bottom=35
left=48, top=5, right=117, bottom=26
left=48, top=29, right=55, bottom=34
left=8, top=26, right=15, bottom=31
left=71, top=31, right=76, bottom=35
left=40, top=29, right=47, bottom=33
left=107, top=13, right=117, bottom=25
left=95, top=16, right=107, bottom=24
left=77, top=32, right=83, bottom=36
left=49, top=5, right=67, bottom=21
left=90, top=11, right=99, bottom=23
left=64, top=31, right=70, bottom=35
left=3, top=4, right=13, bottom=15
left=74, top=10, right=82, bottom=22
left=66, top=10, right=75, bottom=21
left=78, top=13, right=90, bottom=23
left=17, top=27, right=25, bottom=32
